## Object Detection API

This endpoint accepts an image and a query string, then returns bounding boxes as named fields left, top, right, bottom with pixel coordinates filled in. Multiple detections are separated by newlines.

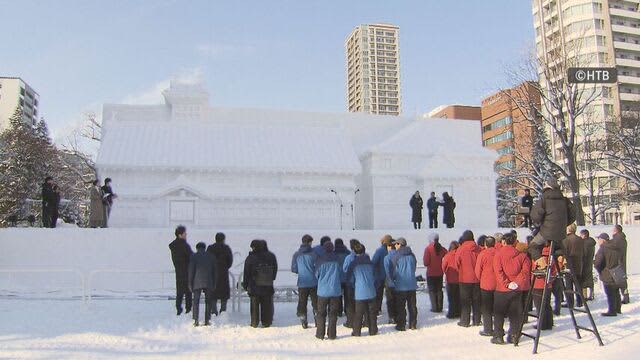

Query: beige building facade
left=0, top=77, right=39, bottom=131
left=345, top=23, right=401, bottom=116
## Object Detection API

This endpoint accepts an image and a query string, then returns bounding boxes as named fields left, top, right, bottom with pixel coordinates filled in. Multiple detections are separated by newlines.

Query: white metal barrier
left=0, top=269, right=86, bottom=301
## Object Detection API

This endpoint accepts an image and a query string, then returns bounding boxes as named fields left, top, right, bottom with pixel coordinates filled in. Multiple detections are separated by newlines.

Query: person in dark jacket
left=612, top=225, right=630, bottom=304
left=579, top=229, right=596, bottom=301
left=529, top=177, right=576, bottom=266
left=441, top=192, right=456, bottom=228
left=427, top=192, right=440, bottom=229
left=594, top=233, right=624, bottom=316
left=423, top=233, right=447, bottom=313
left=101, top=178, right=116, bottom=228
left=333, top=238, right=350, bottom=317
left=242, top=239, right=278, bottom=328
left=346, top=242, right=378, bottom=336
left=383, top=239, right=398, bottom=323
left=189, top=242, right=217, bottom=326
left=491, top=232, right=531, bottom=345
left=169, top=225, right=193, bottom=315
left=442, top=241, right=461, bottom=319
left=390, top=238, right=418, bottom=331
left=314, top=241, right=342, bottom=340
left=206, top=232, right=233, bottom=315
left=455, top=230, right=481, bottom=327
left=562, top=223, right=584, bottom=308
left=521, top=189, right=534, bottom=228
left=50, top=184, right=61, bottom=228
left=371, top=234, right=392, bottom=315
left=292, top=234, right=318, bottom=328
left=41, top=177, right=56, bottom=228
left=410, top=191, right=424, bottom=229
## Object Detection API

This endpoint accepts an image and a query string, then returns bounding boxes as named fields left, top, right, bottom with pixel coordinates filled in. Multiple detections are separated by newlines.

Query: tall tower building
left=0, top=77, right=40, bottom=131
left=345, top=23, right=401, bottom=116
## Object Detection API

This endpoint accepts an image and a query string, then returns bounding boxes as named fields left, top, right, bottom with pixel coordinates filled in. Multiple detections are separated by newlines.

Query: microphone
left=330, top=189, right=336, bottom=193
left=355, top=189, right=360, bottom=193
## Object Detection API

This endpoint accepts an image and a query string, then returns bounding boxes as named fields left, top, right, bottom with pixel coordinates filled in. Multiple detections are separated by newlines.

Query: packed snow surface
left=0, top=277, right=639, bottom=359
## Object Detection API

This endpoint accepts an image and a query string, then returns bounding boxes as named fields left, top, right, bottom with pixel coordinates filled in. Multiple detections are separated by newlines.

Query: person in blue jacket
left=342, top=239, right=360, bottom=328
left=333, top=238, right=350, bottom=317
left=383, top=238, right=398, bottom=324
left=291, top=234, right=318, bottom=328
left=372, top=234, right=393, bottom=315
left=346, top=242, right=379, bottom=336
left=390, top=237, right=419, bottom=331
left=314, top=241, right=342, bottom=340
left=313, top=236, right=332, bottom=256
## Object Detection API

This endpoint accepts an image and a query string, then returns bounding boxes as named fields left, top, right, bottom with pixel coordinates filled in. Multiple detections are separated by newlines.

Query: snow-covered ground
left=0, top=277, right=638, bottom=360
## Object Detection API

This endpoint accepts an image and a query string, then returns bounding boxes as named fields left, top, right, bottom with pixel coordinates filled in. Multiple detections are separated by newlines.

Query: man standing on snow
left=314, top=241, right=342, bottom=340
left=291, top=234, right=318, bottom=328
left=206, top=232, right=233, bottom=315
left=169, top=225, right=193, bottom=315
left=189, top=242, right=216, bottom=326
left=390, top=238, right=418, bottom=331
left=242, top=239, right=278, bottom=328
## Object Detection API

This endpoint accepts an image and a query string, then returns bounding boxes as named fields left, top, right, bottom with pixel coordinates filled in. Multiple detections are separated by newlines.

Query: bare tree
left=598, top=116, right=640, bottom=204
left=502, top=34, right=604, bottom=226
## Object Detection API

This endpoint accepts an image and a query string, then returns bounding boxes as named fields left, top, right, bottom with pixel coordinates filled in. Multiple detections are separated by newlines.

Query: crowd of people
left=168, top=177, right=631, bottom=345
left=410, top=191, right=456, bottom=229
left=39, top=176, right=117, bottom=228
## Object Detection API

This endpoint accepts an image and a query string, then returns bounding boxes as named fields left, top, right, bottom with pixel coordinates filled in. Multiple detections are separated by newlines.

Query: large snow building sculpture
left=96, top=81, right=498, bottom=229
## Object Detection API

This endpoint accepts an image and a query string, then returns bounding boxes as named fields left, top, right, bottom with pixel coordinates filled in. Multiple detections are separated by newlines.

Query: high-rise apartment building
left=345, top=23, right=401, bottom=116
left=0, top=77, right=39, bottom=131
left=532, top=0, right=640, bottom=224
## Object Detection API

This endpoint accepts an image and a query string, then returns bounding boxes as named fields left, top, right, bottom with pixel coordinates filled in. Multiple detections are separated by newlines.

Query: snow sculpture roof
left=97, top=120, right=361, bottom=174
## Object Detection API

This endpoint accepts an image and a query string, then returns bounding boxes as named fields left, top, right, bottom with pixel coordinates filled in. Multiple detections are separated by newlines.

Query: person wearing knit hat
left=391, top=237, right=419, bottom=330
left=594, top=231, right=624, bottom=316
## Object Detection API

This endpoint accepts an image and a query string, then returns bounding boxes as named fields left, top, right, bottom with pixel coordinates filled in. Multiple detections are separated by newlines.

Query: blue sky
left=0, top=0, right=533, bottom=141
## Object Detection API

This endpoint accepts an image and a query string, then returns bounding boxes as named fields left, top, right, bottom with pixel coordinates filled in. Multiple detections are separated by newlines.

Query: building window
left=495, top=160, right=516, bottom=171
left=483, top=130, right=513, bottom=146
left=482, top=116, right=512, bottom=132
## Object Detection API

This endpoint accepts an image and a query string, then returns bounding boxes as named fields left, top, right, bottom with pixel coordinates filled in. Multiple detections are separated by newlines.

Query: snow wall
left=0, top=227, right=637, bottom=297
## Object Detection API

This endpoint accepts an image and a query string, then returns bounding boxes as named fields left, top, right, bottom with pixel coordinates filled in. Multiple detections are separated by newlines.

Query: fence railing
left=0, top=268, right=86, bottom=301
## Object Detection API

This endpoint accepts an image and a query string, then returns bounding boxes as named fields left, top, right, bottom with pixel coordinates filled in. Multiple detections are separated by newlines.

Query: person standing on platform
left=521, top=189, right=533, bottom=228
left=169, top=225, right=193, bottom=316
left=427, top=192, right=440, bottom=229
left=410, top=191, right=424, bottom=229
left=442, top=192, right=456, bottom=228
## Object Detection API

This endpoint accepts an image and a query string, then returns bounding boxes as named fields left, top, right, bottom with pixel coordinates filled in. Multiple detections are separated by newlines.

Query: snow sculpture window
left=170, top=200, right=195, bottom=222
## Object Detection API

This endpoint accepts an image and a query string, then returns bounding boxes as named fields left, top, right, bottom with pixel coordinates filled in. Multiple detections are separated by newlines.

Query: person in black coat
left=611, top=225, right=630, bottom=304
left=409, top=191, right=424, bottom=229
left=441, top=192, right=456, bottom=228
left=242, top=239, right=278, bottom=328
left=41, top=177, right=56, bottom=228
left=521, top=189, right=534, bottom=228
left=594, top=233, right=624, bottom=316
left=579, top=229, right=596, bottom=301
left=101, top=178, right=116, bottom=227
left=426, top=192, right=440, bottom=229
left=50, top=184, right=61, bottom=228
left=207, top=232, right=233, bottom=315
left=169, top=225, right=194, bottom=315
left=189, top=242, right=217, bottom=326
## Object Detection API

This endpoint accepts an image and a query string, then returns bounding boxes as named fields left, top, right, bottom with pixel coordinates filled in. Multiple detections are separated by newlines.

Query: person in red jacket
left=532, top=243, right=556, bottom=330
left=442, top=241, right=461, bottom=319
left=491, top=232, right=532, bottom=345
left=423, top=233, right=447, bottom=313
left=455, top=230, right=481, bottom=327
left=474, top=235, right=497, bottom=337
